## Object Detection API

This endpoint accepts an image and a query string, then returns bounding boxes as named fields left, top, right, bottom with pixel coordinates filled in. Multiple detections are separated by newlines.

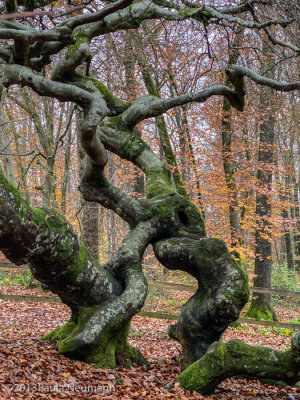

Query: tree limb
left=3, top=64, right=109, bottom=167
left=121, top=85, right=244, bottom=128
left=226, top=65, right=300, bottom=91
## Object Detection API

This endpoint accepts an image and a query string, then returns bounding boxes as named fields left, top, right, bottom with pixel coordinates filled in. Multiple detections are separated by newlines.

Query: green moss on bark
left=146, top=168, right=173, bottom=199
left=0, top=170, right=28, bottom=211
left=178, top=8, right=198, bottom=17
left=223, top=267, right=249, bottom=307
left=245, top=298, right=278, bottom=321
left=65, top=30, right=90, bottom=59
left=43, top=310, right=143, bottom=368
left=59, top=240, right=89, bottom=280
left=178, top=335, right=300, bottom=395
left=86, top=78, right=130, bottom=113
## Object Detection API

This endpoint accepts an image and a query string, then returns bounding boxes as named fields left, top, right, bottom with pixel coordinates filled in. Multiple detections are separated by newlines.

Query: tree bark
left=293, top=180, right=300, bottom=271
left=0, top=169, right=147, bottom=368
left=154, top=237, right=249, bottom=370
left=178, top=332, right=300, bottom=395
left=0, top=105, right=17, bottom=186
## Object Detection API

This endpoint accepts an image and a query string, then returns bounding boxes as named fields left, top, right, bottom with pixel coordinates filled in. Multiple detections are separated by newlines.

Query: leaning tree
left=0, top=0, right=299, bottom=393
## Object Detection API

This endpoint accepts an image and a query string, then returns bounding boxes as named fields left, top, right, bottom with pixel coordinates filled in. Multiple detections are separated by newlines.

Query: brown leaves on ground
left=0, top=294, right=299, bottom=400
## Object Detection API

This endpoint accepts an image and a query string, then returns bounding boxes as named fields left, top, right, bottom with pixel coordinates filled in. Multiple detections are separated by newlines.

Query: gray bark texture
left=0, top=0, right=299, bottom=390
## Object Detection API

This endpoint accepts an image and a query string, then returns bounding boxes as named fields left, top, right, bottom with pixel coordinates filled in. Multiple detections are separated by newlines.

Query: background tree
left=245, top=42, right=278, bottom=321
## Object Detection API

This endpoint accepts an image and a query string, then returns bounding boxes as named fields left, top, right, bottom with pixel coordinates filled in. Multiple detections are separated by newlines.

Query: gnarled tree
left=0, top=0, right=299, bottom=391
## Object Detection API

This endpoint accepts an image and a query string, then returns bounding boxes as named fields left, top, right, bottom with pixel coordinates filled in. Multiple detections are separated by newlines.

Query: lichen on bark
left=154, top=237, right=249, bottom=369
left=0, top=171, right=146, bottom=367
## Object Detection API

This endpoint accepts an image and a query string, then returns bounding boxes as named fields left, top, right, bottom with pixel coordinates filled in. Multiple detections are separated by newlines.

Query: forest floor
left=0, top=268, right=299, bottom=400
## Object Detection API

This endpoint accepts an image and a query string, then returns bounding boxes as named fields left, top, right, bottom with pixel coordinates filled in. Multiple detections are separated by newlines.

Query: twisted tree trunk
left=1, top=0, right=299, bottom=379
left=0, top=76, right=250, bottom=366
left=0, top=171, right=146, bottom=368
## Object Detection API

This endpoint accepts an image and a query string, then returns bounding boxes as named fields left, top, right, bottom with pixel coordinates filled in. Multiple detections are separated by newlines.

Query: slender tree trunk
left=245, top=44, right=278, bottom=321
left=282, top=175, right=295, bottom=270
left=294, top=182, right=300, bottom=271
left=7, top=111, right=30, bottom=202
left=132, top=32, right=189, bottom=198
left=168, top=74, right=205, bottom=216
left=123, top=32, right=144, bottom=197
left=77, top=111, right=100, bottom=260
left=11, top=91, right=58, bottom=208
left=61, top=110, right=73, bottom=215
left=0, top=98, right=16, bottom=186
left=221, top=29, right=244, bottom=249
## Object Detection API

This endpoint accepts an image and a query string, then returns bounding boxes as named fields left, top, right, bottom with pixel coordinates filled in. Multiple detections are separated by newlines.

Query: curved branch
left=51, top=44, right=91, bottom=81
left=99, top=121, right=176, bottom=198
left=180, top=0, right=273, bottom=16
left=4, top=64, right=96, bottom=105
left=0, top=26, right=73, bottom=43
left=3, top=64, right=109, bottom=167
left=226, top=65, right=300, bottom=91
left=249, top=5, right=300, bottom=53
left=263, top=25, right=300, bottom=52
left=0, top=20, right=36, bottom=31
left=62, top=0, right=134, bottom=30
left=121, top=85, right=244, bottom=128
left=79, top=162, right=143, bottom=226
left=204, top=4, right=295, bottom=30
left=120, top=65, right=299, bottom=129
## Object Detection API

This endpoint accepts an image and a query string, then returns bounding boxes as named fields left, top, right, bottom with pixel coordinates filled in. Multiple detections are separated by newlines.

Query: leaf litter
left=0, top=294, right=299, bottom=399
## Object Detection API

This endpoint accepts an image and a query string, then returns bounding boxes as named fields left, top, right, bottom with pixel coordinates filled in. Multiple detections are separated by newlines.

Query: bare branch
left=226, top=65, right=300, bottom=91
left=0, top=26, right=73, bottom=43
left=204, top=4, right=295, bottom=29
left=0, top=4, right=89, bottom=21
left=121, top=85, right=244, bottom=128
left=61, top=0, right=134, bottom=30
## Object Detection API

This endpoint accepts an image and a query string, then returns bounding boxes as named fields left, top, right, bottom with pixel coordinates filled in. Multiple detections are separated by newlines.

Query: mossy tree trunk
left=0, top=170, right=146, bottom=368
left=0, top=52, right=250, bottom=369
left=178, top=332, right=300, bottom=395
